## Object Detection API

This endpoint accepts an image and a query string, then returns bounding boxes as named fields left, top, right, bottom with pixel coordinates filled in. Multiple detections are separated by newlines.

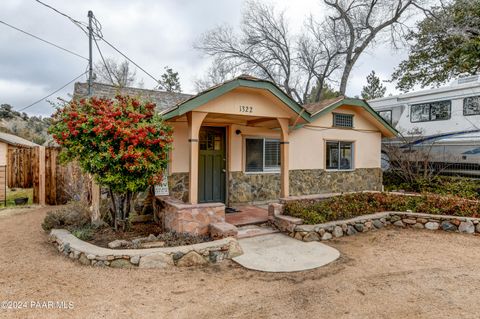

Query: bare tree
left=95, top=58, right=137, bottom=88
left=323, top=0, right=425, bottom=95
left=194, top=58, right=241, bottom=92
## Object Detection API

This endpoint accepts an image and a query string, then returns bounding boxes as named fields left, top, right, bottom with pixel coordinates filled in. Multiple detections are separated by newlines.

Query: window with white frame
left=245, top=138, right=280, bottom=172
left=464, top=96, right=480, bottom=116
left=326, top=141, right=353, bottom=170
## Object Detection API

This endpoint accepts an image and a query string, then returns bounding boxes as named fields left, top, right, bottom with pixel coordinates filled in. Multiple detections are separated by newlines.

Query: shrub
left=384, top=173, right=480, bottom=199
left=71, top=225, right=95, bottom=241
left=284, top=193, right=480, bottom=225
left=42, top=201, right=91, bottom=232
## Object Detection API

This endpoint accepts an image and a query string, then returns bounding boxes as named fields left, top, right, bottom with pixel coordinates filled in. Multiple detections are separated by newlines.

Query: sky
left=0, top=0, right=415, bottom=117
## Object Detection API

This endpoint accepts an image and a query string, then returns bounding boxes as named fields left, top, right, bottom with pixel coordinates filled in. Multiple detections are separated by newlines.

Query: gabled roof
left=0, top=132, right=38, bottom=147
left=74, top=82, right=193, bottom=111
left=162, top=75, right=397, bottom=137
left=161, top=75, right=310, bottom=122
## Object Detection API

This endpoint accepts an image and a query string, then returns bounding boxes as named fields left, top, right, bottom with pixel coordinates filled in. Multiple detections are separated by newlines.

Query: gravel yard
left=1, top=206, right=480, bottom=319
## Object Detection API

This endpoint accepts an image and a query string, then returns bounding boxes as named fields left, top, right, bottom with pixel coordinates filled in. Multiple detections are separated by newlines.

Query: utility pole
left=87, top=10, right=93, bottom=96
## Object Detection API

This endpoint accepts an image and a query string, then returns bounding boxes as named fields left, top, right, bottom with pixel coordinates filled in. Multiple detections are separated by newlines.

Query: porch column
left=277, top=118, right=289, bottom=198
left=186, top=111, right=208, bottom=204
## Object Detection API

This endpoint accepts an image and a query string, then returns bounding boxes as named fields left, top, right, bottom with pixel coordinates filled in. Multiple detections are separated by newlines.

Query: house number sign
left=239, top=105, right=253, bottom=113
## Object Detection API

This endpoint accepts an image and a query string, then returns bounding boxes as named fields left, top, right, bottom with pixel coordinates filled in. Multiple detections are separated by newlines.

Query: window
left=410, top=100, right=451, bottom=122
left=326, top=141, right=353, bottom=170
left=464, top=96, right=480, bottom=116
left=378, top=110, right=392, bottom=124
left=333, top=113, right=353, bottom=128
left=245, top=138, right=280, bottom=172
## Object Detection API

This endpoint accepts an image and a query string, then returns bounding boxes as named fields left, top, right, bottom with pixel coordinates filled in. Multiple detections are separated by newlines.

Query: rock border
left=274, top=211, right=480, bottom=242
left=49, top=229, right=243, bottom=268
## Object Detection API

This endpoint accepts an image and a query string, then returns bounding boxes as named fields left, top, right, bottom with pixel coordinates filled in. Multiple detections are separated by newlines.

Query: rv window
left=378, top=110, right=392, bottom=124
left=410, top=101, right=451, bottom=122
left=245, top=138, right=280, bottom=173
left=464, top=96, right=480, bottom=116
left=326, top=141, right=353, bottom=170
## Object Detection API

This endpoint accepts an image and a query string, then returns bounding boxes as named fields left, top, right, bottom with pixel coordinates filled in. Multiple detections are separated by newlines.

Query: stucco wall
left=169, top=105, right=382, bottom=174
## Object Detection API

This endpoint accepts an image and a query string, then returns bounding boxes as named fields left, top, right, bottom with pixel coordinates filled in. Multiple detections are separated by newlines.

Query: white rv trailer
left=369, top=76, right=480, bottom=176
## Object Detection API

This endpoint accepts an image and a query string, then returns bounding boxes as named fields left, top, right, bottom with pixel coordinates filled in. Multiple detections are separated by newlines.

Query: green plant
left=71, top=225, right=95, bottom=241
left=49, top=95, right=173, bottom=230
left=284, top=193, right=480, bottom=225
left=42, top=201, right=91, bottom=231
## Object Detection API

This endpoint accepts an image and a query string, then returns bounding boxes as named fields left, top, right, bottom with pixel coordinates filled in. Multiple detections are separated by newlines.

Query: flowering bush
left=49, top=95, right=172, bottom=230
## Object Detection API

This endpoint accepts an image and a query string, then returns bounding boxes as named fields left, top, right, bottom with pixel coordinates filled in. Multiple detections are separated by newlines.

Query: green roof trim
left=309, top=98, right=398, bottom=136
left=162, top=77, right=397, bottom=136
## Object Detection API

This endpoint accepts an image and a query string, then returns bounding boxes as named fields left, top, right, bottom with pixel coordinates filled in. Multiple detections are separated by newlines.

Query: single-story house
left=74, top=76, right=396, bottom=234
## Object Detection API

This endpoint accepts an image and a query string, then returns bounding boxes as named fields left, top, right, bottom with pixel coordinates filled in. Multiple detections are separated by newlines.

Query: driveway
left=1, top=206, right=480, bottom=318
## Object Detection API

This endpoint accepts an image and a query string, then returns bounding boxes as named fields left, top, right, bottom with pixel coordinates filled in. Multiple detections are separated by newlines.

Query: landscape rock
left=110, top=259, right=133, bottom=269
left=78, top=254, right=90, bottom=266
left=393, top=220, right=405, bottom=227
left=130, top=256, right=140, bottom=265
left=227, top=241, right=243, bottom=258
left=303, top=232, right=320, bottom=242
left=86, top=254, right=96, bottom=260
left=459, top=221, right=475, bottom=234
left=372, top=220, right=384, bottom=229
left=441, top=221, right=457, bottom=232
left=176, top=251, right=208, bottom=267
left=354, top=224, right=364, bottom=232
left=476, top=223, right=480, bottom=233
left=403, top=218, right=417, bottom=225
left=346, top=226, right=357, bottom=236
left=321, top=232, right=332, bottom=241
left=412, top=223, right=424, bottom=229
left=332, top=226, right=343, bottom=238
left=425, top=222, right=439, bottom=230
left=139, top=253, right=173, bottom=269
left=108, top=240, right=130, bottom=249
left=140, top=241, right=166, bottom=249
left=390, top=215, right=401, bottom=222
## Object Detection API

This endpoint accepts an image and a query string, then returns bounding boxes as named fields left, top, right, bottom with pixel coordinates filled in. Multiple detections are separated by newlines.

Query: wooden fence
left=32, top=147, right=91, bottom=205
left=7, top=147, right=34, bottom=188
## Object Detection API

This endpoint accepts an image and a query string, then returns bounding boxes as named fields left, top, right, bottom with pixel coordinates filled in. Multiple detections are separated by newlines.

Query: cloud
left=0, top=0, right=412, bottom=116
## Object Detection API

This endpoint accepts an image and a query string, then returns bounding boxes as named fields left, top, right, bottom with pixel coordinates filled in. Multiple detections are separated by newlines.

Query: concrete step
left=237, top=225, right=279, bottom=239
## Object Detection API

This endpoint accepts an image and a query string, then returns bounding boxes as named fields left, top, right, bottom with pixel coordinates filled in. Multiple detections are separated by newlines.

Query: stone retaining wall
left=228, top=168, right=383, bottom=204
left=49, top=229, right=243, bottom=269
left=275, top=211, right=480, bottom=242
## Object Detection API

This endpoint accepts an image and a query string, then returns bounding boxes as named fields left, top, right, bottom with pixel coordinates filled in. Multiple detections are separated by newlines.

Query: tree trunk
left=339, top=61, right=354, bottom=96
left=109, top=189, right=135, bottom=231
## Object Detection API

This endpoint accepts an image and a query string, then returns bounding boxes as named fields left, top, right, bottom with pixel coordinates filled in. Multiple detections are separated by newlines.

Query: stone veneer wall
left=154, top=197, right=225, bottom=235
left=274, top=210, right=480, bottom=242
left=228, top=168, right=382, bottom=204
left=49, top=229, right=242, bottom=269
left=168, top=173, right=189, bottom=203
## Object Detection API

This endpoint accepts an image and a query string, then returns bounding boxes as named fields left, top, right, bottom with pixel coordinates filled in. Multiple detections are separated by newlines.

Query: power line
left=93, top=37, right=115, bottom=84
left=18, top=70, right=88, bottom=112
left=90, top=14, right=160, bottom=85
left=0, top=20, right=88, bottom=61
left=34, top=0, right=89, bottom=36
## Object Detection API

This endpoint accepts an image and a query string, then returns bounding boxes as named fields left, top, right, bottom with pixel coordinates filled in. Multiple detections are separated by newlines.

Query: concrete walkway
left=233, top=233, right=340, bottom=272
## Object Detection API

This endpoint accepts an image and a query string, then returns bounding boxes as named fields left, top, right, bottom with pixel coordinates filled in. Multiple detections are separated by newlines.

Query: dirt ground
left=1, top=206, right=480, bottom=319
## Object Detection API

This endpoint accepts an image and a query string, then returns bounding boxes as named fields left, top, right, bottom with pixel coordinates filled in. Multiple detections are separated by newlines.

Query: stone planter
left=49, top=229, right=243, bottom=269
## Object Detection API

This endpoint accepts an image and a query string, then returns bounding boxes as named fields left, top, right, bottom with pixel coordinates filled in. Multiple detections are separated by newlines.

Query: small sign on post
left=154, top=174, right=169, bottom=196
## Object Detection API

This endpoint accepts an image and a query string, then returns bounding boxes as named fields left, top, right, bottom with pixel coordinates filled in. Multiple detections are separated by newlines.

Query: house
left=369, top=76, right=480, bottom=175
left=74, top=76, right=396, bottom=234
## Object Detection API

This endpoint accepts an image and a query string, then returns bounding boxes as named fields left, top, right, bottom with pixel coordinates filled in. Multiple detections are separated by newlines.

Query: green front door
left=198, top=127, right=226, bottom=203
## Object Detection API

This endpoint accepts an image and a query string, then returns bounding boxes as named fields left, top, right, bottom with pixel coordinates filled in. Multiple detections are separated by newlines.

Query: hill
left=0, top=104, right=51, bottom=145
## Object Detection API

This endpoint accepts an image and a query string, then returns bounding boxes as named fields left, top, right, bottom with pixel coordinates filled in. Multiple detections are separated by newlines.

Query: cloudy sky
left=1, top=0, right=414, bottom=116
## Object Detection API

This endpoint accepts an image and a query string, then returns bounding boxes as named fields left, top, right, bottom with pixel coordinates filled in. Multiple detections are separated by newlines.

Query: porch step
left=225, top=205, right=271, bottom=227
left=237, top=225, right=279, bottom=239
